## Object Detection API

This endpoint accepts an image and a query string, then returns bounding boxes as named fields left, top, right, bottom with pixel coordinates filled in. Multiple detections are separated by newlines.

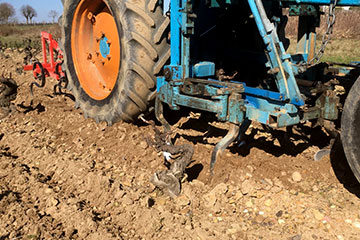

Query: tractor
left=31, top=0, right=360, bottom=191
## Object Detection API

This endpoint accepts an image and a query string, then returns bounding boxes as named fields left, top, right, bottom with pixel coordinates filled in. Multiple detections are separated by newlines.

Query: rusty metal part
left=216, top=69, right=238, bottom=81
left=147, top=120, right=194, bottom=197
left=210, top=123, right=240, bottom=174
left=155, top=96, right=171, bottom=133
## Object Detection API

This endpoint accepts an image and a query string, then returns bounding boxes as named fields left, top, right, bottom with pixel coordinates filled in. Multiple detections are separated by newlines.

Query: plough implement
left=25, top=0, right=360, bottom=195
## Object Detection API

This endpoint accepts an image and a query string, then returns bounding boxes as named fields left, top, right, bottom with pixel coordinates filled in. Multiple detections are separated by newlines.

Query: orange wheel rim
left=72, top=0, right=120, bottom=100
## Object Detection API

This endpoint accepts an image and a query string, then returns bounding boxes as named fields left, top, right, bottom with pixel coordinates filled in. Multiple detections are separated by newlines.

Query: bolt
left=87, top=12, right=93, bottom=20
left=101, top=59, right=105, bottom=65
left=87, top=53, right=92, bottom=60
left=87, top=12, right=96, bottom=25
left=107, top=55, right=111, bottom=60
left=95, top=51, right=100, bottom=56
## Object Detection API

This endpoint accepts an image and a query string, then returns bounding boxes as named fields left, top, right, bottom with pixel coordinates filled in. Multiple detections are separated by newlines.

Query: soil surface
left=1, top=50, right=360, bottom=240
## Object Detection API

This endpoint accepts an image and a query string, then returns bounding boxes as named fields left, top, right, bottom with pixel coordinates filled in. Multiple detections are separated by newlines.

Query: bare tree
left=0, top=3, right=15, bottom=23
left=48, top=10, right=58, bottom=23
left=20, top=5, right=37, bottom=24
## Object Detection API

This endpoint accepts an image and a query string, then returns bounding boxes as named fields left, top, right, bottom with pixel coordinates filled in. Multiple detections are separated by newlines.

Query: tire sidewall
left=341, top=76, right=360, bottom=182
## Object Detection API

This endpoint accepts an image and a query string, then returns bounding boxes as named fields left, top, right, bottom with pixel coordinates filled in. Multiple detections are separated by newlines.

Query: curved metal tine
left=210, top=123, right=240, bottom=175
left=30, top=62, right=46, bottom=96
left=235, top=119, right=251, bottom=146
left=155, top=95, right=171, bottom=134
left=53, top=84, right=62, bottom=95
left=53, top=76, right=68, bottom=95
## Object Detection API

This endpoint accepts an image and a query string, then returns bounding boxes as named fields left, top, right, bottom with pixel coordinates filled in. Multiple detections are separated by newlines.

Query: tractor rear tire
left=61, top=0, right=170, bottom=124
left=341, top=76, right=360, bottom=182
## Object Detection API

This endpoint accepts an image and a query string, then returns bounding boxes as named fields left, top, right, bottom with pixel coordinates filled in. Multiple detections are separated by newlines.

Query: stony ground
left=1, top=50, right=360, bottom=240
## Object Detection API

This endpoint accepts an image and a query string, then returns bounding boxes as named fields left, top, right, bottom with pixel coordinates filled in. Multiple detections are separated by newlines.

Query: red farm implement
left=23, top=32, right=68, bottom=95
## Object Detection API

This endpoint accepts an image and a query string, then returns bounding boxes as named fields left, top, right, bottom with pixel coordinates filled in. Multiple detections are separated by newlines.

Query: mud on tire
left=61, top=0, right=170, bottom=124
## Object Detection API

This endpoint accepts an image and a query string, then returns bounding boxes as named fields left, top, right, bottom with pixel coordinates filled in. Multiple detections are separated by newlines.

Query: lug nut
left=87, top=12, right=96, bottom=25
left=107, top=55, right=111, bottom=60
left=87, top=12, right=93, bottom=20
left=87, top=53, right=92, bottom=60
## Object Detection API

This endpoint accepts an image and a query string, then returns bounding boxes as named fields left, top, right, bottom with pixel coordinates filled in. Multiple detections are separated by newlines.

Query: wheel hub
left=99, top=37, right=110, bottom=58
left=71, top=0, right=120, bottom=100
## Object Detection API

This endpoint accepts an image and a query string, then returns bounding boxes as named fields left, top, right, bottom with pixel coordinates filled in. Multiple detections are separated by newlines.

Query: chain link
left=306, top=0, right=338, bottom=67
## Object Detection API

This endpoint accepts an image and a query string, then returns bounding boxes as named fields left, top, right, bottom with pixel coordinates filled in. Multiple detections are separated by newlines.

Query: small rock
left=246, top=165, right=254, bottom=173
left=211, top=183, right=228, bottom=195
left=234, top=191, right=243, bottom=200
left=345, top=219, right=352, bottom=224
left=336, top=235, right=344, bottom=240
left=185, top=225, right=192, bottom=231
left=203, top=193, right=217, bottom=208
left=264, top=178, right=273, bottom=186
left=157, top=198, right=167, bottom=206
left=312, top=209, right=324, bottom=221
left=203, top=183, right=228, bottom=208
left=264, top=199, right=272, bottom=207
left=226, top=228, right=238, bottom=234
left=245, top=200, right=253, bottom=208
left=122, top=194, right=134, bottom=205
left=273, top=178, right=284, bottom=188
left=139, top=141, right=148, bottom=149
left=255, top=215, right=264, bottom=223
left=191, top=179, right=205, bottom=188
left=312, top=185, right=319, bottom=192
left=49, top=197, right=59, bottom=206
left=278, top=219, right=285, bottom=224
left=276, top=210, right=283, bottom=218
left=44, top=188, right=53, bottom=194
left=175, top=195, right=190, bottom=207
left=291, top=234, right=302, bottom=240
left=241, top=180, right=254, bottom=195
left=353, top=221, right=360, bottom=229
left=292, top=171, right=302, bottom=182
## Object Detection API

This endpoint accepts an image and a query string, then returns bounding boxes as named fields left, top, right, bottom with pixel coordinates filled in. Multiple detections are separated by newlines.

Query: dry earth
left=1, top=50, right=360, bottom=240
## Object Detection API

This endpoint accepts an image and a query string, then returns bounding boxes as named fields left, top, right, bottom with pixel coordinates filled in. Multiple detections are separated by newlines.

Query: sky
left=0, top=0, right=63, bottom=23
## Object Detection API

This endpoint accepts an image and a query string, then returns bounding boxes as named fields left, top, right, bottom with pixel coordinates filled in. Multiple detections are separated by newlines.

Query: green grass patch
left=288, top=38, right=360, bottom=64
left=0, top=24, right=60, bottom=49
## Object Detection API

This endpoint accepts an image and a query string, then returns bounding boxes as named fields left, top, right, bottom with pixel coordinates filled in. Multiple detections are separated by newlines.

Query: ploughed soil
left=1, top=50, right=360, bottom=240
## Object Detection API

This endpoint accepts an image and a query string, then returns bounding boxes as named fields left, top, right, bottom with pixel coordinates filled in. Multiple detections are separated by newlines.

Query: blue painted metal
left=289, top=4, right=318, bottom=16
left=156, top=0, right=359, bottom=131
left=248, top=0, right=304, bottom=106
left=99, top=37, right=110, bottom=58
left=193, top=62, right=215, bottom=77
left=282, top=0, right=360, bottom=6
